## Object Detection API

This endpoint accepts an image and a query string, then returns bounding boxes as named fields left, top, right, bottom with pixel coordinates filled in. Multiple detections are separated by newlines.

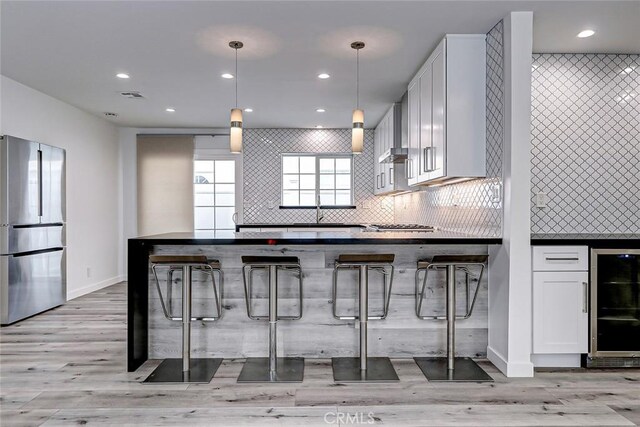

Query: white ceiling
left=2, top=1, right=639, bottom=129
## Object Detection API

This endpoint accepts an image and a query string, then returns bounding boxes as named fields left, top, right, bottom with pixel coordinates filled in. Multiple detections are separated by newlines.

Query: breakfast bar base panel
left=143, top=358, right=223, bottom=384
left=414, top=357, right=494, bottom=382
left=331, top=357, right=399, bottom=382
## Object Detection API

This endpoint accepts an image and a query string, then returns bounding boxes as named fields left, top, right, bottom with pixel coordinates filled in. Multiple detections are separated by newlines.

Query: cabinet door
left=373, top=127, right=381, bottom=194
left=418, top=61, right=433, bottom=183
left=429, top=39, right=446, bottom=180
left=407, top=80, right=420, bottom=186
left=533, top=271, right=589, bottom=354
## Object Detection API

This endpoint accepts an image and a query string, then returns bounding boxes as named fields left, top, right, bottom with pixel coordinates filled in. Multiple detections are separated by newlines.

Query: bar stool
left=144, top=255, right=223, bottom=383
left=237, top=255, right=304, bottom=382
left=331, top=254, right=399, bottom=382
left=414, top=255, right=493, bottom=382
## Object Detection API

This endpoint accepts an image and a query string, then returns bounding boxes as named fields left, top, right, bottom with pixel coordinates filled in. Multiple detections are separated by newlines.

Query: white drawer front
left=532, top=246, right=588, bottom=271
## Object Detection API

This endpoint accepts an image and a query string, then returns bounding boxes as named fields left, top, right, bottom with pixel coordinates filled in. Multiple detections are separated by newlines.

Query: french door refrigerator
left=1, top=135, right=66, bottom=325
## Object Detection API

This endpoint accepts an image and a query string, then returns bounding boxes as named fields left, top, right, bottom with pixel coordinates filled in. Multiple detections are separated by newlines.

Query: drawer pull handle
left=545, top=257, right=580, bottom=261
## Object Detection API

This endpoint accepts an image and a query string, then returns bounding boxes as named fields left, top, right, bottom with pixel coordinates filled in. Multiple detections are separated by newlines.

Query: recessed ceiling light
left=577, top=30, right=595, bottom=38
left=221, top=73, right=234, bottom=79
left=317, top=73, right=330, bottom=79
left=316, top=108, right=326, bottom=113
left=165, top=108, right=175, bottom=112
left=315, top=125, right=323, bottom=128
left=116, top=73, right=130, bottom=79
left=244, top=108, right=253, bottom=112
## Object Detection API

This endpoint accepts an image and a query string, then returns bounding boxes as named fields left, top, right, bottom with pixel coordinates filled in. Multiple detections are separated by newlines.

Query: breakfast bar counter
left=128, top=231, right=501, bottom=371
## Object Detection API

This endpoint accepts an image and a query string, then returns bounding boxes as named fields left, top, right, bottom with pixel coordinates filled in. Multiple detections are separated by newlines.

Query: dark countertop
left=236, top=223, right=366, bottom=230
left=531, top=234, right=640, bottom=247
left=131, top=230, right=502, bottom=245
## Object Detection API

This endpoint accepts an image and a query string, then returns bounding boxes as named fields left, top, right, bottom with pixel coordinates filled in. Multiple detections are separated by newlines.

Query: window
left=194, top=160, right=236, bottom=231
left=281, top=154, right=353, bottom=207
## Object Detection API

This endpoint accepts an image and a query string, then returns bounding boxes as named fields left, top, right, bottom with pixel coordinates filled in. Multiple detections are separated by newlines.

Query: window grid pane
left=281, top=155, right=352, bottom=207
left=194, top=159, right=236, bottom=231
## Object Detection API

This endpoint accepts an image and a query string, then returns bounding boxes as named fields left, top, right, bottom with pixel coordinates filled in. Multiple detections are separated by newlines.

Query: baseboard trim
left=67, top=275, right=125, bottom=300
left=487, top=345, right=534, bottom=377
left=487, top=345, right=508, bottom=374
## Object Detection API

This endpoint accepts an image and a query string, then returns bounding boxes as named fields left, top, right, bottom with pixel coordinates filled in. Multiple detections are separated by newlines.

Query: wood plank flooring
left=1, top=282, right=638, bottom=426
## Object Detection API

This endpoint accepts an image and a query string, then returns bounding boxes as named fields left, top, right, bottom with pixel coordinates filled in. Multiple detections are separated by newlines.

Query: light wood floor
left=1, top=282, right=639, bottom=427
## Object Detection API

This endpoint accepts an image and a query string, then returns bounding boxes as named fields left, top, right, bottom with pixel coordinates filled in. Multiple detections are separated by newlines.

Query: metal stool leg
left=332, top=263, right=398, bottom=383
left=414, top=262, right=493, bottom=382
left=144, top=263, right=222, bottom=384
left=268, top=265, right=278, bottom=379
left=359, top=265, right=368, bottom=372
left=182, top=265, right=192, bottom=373
left=238, top=262, right=304, bottom=383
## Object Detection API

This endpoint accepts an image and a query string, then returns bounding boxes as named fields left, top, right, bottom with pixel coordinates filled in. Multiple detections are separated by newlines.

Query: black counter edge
left=531, top=238, right=640, bottom=248
left=129, top=237, right=502, bottom=245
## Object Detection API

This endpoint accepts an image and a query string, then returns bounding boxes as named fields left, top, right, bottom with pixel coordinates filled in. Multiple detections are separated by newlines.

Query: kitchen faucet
left=316, top=194, right=324, bottom=224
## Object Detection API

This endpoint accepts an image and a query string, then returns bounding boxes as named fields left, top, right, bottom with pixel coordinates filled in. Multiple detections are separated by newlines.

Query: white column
left=487, top=11, right=535, bottom=378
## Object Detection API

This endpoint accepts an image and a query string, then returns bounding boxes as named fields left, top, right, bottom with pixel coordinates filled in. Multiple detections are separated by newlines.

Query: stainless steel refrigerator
left=1, top=135, right=66, bottom=325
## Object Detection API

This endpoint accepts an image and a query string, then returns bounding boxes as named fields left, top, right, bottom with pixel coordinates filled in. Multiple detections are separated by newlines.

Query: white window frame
left=193, top=155, right=243, bottom=230
left=280, top=153, right=355, bottom=207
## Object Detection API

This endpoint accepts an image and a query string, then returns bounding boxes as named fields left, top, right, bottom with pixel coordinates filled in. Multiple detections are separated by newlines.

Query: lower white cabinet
left=532, top=245, right=589, bottom=367
left=532, top=271, right=589, bottom=354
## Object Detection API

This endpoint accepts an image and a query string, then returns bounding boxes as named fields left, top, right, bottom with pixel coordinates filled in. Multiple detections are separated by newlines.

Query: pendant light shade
left=228, top=41, right=244, bottom=153
left=352, top=108, right=364, bottom=154
left=230, top=108, right=243, bottom=153
left=351, top=41, right=365, bottom=154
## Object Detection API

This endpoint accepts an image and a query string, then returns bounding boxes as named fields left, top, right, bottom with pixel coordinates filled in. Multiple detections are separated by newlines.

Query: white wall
left=487, top=12, right=534, bottom=377
left=0, top=75, right=122, bottom=299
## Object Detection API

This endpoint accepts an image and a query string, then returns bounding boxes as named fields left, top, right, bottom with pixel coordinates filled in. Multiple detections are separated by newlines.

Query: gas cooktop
left=367, top=224, right=436, bottom=232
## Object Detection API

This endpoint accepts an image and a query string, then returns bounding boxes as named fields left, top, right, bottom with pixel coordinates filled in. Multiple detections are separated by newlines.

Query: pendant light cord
left=235, top=47, right=238, bottom=108
left=356, top=48, right=360, bottom=109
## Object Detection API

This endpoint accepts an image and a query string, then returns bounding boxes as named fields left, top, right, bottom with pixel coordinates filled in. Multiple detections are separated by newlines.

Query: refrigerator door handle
left=37, top=149, right=43, bottom=218
left=12, top=247, right=64, bottom=258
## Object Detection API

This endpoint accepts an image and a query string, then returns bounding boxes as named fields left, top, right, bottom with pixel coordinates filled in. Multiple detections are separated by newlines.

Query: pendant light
left=229, top=41, right=244, bottom=153
left=351, top=41, right=365, bottom=154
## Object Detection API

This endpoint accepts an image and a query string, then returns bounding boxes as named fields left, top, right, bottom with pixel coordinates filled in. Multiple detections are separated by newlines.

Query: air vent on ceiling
left=104, top=112, right=119, bottom=118
left=119, top=91, right=144, bottom=99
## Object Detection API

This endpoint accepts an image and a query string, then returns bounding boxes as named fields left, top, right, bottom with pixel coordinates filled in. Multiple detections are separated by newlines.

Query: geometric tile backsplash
left=242, top=128, right=394, bottom=224
left=394, top=20, right=505, bottom=237
left=531, top=53, right=640, bottom=234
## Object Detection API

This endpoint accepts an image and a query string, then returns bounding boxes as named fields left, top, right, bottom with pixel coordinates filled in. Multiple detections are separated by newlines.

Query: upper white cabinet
left=407, top=35, right=486, bottom=186
left=373, top=104, right=408, bottom=195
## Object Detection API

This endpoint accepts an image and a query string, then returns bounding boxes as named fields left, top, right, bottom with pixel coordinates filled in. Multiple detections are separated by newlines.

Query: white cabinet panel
left=407, top=81, right=420, bottom=186
left=533, top=246, right=589, bottom=271
left=373, top=103, right=407, bottom=194
left=429, top=41, right=446, bottom=181
left=533, top=271, right=589, bottom=354
left=406, top=34, right=485, bottom=187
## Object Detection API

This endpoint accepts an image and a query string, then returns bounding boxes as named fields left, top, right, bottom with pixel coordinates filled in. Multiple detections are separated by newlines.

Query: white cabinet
left=406, top=35, right=486, bottom=186
left=532, top=246, right=589, bottom=366
left=533, top=271, right=589, bottom=354
left=373, top=103, right=408, bottom=195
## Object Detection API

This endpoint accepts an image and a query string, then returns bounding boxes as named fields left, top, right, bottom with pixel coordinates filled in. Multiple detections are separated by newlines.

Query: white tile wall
left=242, top=128, right=394, bottom=224
left=531, top=54, right=640, bottom=235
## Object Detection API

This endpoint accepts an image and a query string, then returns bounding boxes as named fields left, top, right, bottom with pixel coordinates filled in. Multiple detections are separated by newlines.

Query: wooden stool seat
left=337, top=254, right=395, bottom=264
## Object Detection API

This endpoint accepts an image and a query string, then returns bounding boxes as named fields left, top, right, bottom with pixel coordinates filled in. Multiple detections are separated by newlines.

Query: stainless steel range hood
left=378, top=147, right=408, bottom=164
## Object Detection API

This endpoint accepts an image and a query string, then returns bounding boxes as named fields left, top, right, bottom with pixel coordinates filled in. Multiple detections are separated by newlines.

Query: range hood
left=378, top=147, right=408, bottom=164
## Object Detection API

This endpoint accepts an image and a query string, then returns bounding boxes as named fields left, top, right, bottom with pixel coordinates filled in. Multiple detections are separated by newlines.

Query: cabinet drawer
left=532, top=246, right=588, bottom=271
